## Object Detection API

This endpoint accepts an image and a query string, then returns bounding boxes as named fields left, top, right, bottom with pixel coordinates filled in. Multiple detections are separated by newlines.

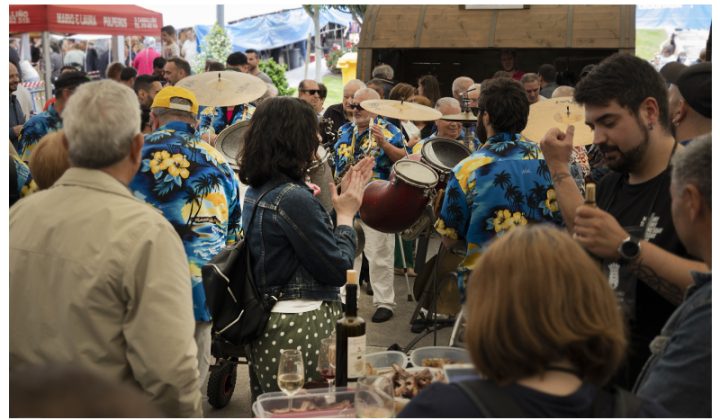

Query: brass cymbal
left=215, top=120, right=250, bottom=168
left=440, top=111, right=477, bottom=122
left=359, top=99, right=442, bottom=122
left=522, top=98, right=593, bottom=146
left=176, top=71, right=267, bottom=107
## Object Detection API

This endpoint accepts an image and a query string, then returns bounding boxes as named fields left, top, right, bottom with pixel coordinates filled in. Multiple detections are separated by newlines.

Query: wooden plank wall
left=359, top=5, right=635, bottom=50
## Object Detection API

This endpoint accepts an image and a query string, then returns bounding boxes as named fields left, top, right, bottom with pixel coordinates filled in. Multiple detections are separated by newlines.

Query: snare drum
left=359, top=160, right=438, bottom=233
left=306, top=146, right=334, bottom=212
left=420, top=138, right=471, bottom=188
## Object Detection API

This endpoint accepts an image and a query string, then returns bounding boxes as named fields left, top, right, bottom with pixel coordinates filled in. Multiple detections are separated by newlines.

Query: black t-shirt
left=596, top=168, right=689, bottom=384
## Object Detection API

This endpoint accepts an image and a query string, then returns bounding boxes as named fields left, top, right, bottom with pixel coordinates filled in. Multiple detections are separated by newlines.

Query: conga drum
left=359, top=160, right=438, bottom=233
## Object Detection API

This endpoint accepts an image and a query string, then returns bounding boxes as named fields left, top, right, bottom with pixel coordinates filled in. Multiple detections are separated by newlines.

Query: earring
left=648, top=122, right=654, bottom=131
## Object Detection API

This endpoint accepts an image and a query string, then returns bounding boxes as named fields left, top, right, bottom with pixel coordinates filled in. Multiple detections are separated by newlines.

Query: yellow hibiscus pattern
left=149, top=150, right=191, bottom=179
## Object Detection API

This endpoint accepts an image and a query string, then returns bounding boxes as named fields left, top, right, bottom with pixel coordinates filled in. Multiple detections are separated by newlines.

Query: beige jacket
left=10, top=168, right=202, bottom=417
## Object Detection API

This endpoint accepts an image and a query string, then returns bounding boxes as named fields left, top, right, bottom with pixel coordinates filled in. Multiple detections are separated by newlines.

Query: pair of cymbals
left=523, top=98, right=593, bottom=146
left=176, top=71, right=268, bottom=107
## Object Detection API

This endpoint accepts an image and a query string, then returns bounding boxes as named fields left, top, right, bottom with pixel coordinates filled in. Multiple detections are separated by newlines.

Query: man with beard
left=540, top=53, right=707, bottom=389
left=133, top=75, right=163, bottom=108
left=9, top=62, right=25, bottom=146
left=435, top=78, right=578, bottom=304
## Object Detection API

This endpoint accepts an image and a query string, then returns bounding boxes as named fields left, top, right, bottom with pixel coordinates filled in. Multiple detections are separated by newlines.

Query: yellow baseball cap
left=151, top=86, right=199, bottom=115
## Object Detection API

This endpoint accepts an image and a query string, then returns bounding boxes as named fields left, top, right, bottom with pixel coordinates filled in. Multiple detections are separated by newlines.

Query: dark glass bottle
left=335, top=270, right=366, bottom=387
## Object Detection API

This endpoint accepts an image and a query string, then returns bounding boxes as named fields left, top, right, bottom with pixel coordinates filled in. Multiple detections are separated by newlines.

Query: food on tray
left=268, top=399, right=352, bottom=415
left=422, top=357, right=458, bottom=368
left=389, top=364, right=445, bottom=399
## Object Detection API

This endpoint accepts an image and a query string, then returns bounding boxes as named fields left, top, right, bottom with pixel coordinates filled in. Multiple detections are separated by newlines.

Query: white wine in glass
left=277, top=349, right=305, bottom=411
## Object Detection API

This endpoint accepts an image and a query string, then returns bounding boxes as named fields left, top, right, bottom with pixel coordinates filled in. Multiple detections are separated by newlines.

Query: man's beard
left=600, top=118, right=650, bottom=173
left=476, top=121, right=488, bottom=144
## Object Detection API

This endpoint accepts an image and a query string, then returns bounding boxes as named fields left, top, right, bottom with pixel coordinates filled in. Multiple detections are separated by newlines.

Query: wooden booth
left=357, top=5, right=636, bottom=93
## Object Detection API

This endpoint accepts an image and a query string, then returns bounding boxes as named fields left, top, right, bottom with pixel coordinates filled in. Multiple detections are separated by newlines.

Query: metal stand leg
left=396, top=233, right=415, bottom=302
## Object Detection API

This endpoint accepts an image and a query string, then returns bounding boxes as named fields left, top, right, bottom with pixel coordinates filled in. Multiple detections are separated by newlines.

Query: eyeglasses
left=300, top=89, right=321, bottom=96
left=348, top=103, right=363, bottom=110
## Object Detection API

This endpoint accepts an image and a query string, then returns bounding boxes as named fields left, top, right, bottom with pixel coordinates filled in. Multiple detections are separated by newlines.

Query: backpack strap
left=454, top=379, right=527, bottom=418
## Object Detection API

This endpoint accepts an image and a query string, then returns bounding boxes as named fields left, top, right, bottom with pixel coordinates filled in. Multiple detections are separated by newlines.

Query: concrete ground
left=202, top=236, right=457, bottom=418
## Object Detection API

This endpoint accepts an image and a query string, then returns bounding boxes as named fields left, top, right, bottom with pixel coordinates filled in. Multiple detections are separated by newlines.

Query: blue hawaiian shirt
left=198, top=104, right=255, bottom=136
left=10, top=154, right=38, bottom=203
left=129, top=121, right=242, bottom=321
left=333, top=117, right=404, bottom=180
left=16, top=104, right=62, bottom=163
left=435, top=132, right=579, bottom=297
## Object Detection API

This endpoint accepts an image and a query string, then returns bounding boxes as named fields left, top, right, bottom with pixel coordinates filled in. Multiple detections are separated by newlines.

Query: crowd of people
left=8, top=32, right=712, bottom=419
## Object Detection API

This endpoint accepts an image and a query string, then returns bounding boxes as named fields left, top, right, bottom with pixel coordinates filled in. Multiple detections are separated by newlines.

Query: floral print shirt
left=16, top=104, right=62, bottom=163
left=130, top=121, right=242, bottom=321
left=435, top=132, right=579, bottom=297
left=334, top=117, right=404, bottom=181
left=198, top=103, right=255, bottom=136
left=10, top=154, right=38, bottom=204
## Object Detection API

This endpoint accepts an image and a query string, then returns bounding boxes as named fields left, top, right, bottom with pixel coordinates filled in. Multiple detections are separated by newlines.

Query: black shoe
left=366, top=283, right=374, bottom=296
left=372, top=308, right=393, bottom=323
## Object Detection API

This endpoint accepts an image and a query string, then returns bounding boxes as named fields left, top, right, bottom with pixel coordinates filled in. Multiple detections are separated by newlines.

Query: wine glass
left=277, top=349, right=305, bottom=411
left=355, top=375, right=395, bottom=418
left=317, top=337, right=337, bottom=392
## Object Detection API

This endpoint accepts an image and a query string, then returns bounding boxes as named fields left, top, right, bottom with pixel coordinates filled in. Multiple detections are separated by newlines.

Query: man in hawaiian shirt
left=435, top=77, right=580, bottom=299
left=412, top=97, right=480, bottom=154
left=334, top=87, right=406, bottom=323
left=15, top=71, right=90, bottom=163
left=130, top=86, right=242, bottom=389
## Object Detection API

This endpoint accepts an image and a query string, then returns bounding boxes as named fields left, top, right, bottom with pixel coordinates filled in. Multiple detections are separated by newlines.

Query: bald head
left=352, top=88, right=380, bottom=129
left=551, top=85, right=575, bottom=98
left=354, top=87, right=381, bottom=102
left=342, top=79, right=367, bottom=115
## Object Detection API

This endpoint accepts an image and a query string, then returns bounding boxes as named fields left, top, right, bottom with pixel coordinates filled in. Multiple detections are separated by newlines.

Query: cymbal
left=215, top=120, right=250, bottom=169
left=176, top=71, right=267, bottom=107
left=359, top=99, right=442, bottom=122
left=522, top=98, right=593, bottom=146
left=440, top=111, right=477, bottom=122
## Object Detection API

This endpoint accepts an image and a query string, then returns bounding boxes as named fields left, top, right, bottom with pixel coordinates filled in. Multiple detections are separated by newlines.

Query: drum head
left=215, top=120, right=250, bottom=165
left=421, top=138, right=471, bottom=172
left=394, top=160, right=438, bottom=188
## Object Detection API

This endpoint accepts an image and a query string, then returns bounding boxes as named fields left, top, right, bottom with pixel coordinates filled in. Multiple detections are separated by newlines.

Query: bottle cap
left=346, top=269, right=358, bottom=285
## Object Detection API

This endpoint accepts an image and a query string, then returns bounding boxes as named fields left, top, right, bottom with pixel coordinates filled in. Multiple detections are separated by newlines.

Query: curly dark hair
left=478, top=77, right=529, bottom=134
left=574, top=53, right=670, bottom=132
left=238, top=97, right=318, bottom=187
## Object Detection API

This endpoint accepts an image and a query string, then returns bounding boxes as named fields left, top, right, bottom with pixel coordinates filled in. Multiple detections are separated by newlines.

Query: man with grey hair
left=451, top=76, right=474, bottom=103
left=9, top=80, right=202, bottom=417
left=520, top=72, right=545, bottom=104
left=633, top=134, right=711, bottom=417
left=412, top=97, right=475, bottom=153
left=130, top=86, right=242, bottom=391
left=334, top=87, right=405, bottom=323
left=323, top=79, right=366, bottom=149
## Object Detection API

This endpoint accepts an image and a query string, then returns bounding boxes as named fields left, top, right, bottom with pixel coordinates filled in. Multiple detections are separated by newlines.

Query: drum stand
left=402, top=231, right=456, bottom=353
left=395, top=233, right=415, bottom=302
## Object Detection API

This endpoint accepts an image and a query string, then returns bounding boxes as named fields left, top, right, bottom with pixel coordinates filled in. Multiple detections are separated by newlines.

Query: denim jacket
left=242, top=177, right=356, bottom=302
left=634, top=271, right=711, bottom=417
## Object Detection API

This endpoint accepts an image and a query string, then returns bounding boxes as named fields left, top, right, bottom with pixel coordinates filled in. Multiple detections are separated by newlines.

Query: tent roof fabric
left=9, top=4, right=162, bottom=36
left=636, top=5, right=712, bottom=30
left=195, top=7, right=353, bottom=52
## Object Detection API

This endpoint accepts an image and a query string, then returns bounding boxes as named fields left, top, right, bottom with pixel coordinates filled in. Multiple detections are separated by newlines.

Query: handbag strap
left=245, top=181, right=285, bottom=235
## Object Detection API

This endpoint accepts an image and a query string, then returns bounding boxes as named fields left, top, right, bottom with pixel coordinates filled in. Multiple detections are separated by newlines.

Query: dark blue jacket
left=242, top=177, right=356, bottom=302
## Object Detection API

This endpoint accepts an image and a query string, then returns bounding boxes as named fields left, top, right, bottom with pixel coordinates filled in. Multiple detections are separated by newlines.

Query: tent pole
left=42, top=31, right=52, bottom=104
left=314, top=5, right=321, bottom=82
left=304, top=34, right=310, bottom=80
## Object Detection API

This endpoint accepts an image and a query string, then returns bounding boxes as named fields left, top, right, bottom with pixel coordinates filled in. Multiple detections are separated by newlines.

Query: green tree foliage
left=258, top=58, right=295, bottom=96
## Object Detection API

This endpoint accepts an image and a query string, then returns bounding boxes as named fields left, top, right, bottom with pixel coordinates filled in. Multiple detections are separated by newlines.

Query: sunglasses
left=301, top=89, right=322, bottom=96
left=348, top=103, right=363, bottom=110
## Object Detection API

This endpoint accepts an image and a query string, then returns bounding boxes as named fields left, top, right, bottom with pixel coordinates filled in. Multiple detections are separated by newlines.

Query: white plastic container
left=364, top=350, right=409, bottom=374
left=408, top=346, right=471, bottom=368
left=252, top=387, right=356, bottom=418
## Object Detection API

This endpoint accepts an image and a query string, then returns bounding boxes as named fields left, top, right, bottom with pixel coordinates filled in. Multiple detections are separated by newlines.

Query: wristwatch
left=617, top=236, right=642, bottom=262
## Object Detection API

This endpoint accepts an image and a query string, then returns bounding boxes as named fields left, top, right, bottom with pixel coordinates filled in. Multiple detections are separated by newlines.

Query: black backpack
left=455, top=379, right=644, bottom=417
left=201, top=186, right=278, bottom=346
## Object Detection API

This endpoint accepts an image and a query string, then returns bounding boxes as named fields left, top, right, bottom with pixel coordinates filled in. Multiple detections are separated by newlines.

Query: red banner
left=9, top=4, right=162, bottom=36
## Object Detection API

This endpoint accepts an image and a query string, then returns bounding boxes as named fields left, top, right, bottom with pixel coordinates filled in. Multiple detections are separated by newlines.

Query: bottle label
left=347, top=334, right=366, bottom=379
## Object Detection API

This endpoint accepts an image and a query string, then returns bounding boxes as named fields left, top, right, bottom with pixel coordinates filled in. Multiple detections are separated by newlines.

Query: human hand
left=371, top=124, right=385, bottom=146
left=340, top=156, right=375, bottom=192
left=331, top=169, right=367, bottom=220
left=573, top=205, right=628, bottom=259
left=12, top=125, right=22, bottom=137
left=540, top=125, right=575, bottom=169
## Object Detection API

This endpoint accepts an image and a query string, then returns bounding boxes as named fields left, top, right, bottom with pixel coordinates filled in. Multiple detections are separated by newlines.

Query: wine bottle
left=335, top=270, right=366, bottom=387
left=585, top=183, right=597, bottom=207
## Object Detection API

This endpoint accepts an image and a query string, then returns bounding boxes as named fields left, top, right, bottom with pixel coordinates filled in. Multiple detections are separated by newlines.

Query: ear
left=673, top=100, right=689, bottom=125
left=684, top=184, right=704, bottom=222
left=639, top=96, right=661, bottom=128
left=129, top=133, right=144, bottom=165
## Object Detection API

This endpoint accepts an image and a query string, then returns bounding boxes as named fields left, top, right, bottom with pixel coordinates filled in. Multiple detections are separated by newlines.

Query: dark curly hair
left=478, top=77, right=529, bottom=134
left=574, top=53, right=670, bottom=132
left=238, top=97, right=318, bottom=187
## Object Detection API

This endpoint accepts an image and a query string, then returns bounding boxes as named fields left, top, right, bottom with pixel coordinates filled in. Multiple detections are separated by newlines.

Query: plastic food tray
left=253, top=387, right=356, bottom=418
left=408, top=346, right=471, bottom=368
